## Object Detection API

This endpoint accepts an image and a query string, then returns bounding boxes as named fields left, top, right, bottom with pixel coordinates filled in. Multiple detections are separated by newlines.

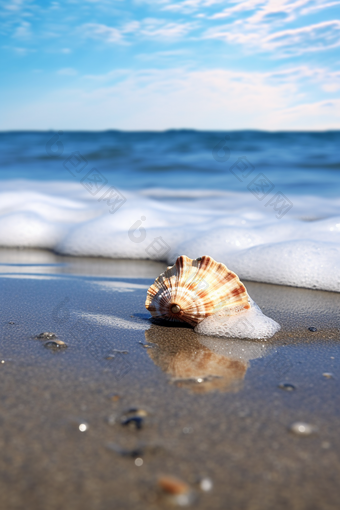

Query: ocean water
left=0, top=130, right=339, bottom=293
left=1, top=130, right=340, bottom=196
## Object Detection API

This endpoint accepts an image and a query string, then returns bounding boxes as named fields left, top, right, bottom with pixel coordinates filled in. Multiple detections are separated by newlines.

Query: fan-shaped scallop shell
left=145, top=255, right=250, bottom=326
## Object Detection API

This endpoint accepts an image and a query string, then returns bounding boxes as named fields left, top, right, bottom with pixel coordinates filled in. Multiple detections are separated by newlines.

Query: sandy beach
left=1, top=248, right=340, bottom=509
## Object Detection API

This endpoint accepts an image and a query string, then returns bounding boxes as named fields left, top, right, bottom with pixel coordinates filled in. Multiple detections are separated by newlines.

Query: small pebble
left=322, top=372, right=333, bottom=379
left=8, top=321, right=15, bottom=325
left=121, top=416, right=144, bottom=430
left=121, top=408, right=148, bottom=430
left=124, top=408, right=148, bottom=418
left=199, top=478, right=213, bottom=492
left=68, top=417, right=89, bottom=432
left=35, top=332, right=57, bottom=340
left=135, top=458, right=143, bottom=467
left=44, top=340, right=67, bottom=350
left=1, top=360, right=5, bottom=364
left=279, top=383, right=296, bottom=391
left=308, top=327, right=317, bottom=332
left=289, top=422, right=317, bottom=436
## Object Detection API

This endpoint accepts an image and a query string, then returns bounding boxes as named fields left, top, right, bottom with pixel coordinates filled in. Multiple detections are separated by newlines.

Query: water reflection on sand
left=145, top=324, right=273, bottom=394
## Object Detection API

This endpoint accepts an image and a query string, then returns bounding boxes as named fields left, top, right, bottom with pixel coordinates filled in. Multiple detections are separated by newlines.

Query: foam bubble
left=195, top=299, right=281, bottom=340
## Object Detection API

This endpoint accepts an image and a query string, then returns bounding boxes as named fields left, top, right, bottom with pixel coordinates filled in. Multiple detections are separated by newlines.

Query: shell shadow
left=144, top=325, right=273, bottom=394
left=132, top=314, right=192, bottom=328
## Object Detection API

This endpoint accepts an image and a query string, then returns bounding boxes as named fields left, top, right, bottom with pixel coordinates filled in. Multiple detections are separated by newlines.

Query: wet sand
left=1, top=249, right=340, bottom=510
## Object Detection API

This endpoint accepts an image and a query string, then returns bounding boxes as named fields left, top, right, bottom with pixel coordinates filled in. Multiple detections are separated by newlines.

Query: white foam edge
left=194, top=298, right=281, bottom=340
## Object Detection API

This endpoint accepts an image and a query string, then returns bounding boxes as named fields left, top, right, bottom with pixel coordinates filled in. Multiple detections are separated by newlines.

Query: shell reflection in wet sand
left=144, top=325, right=272, bottom=394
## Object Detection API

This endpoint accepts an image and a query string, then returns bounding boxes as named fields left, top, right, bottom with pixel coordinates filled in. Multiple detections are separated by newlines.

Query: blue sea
left=0, top=130, right=339, bottom=197
left=0, top=130, right=340, bottom=292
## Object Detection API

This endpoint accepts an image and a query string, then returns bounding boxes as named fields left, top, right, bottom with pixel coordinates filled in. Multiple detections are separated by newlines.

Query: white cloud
left=2, top=44, right=35, bottom=55
left=81, top=18, right=198, bottom=44
left=12, top=20, right=31, bottom=39
left=322, top=82, right=340, bottom=93
left=136, top=49, right=191, bottom=61
left=81, top=23, right=124, bottom=43
left=83, top=69, right=130, bottom=81
left=210, top=0, right=334, bottom=22
left=162, top=0, right=223, bottom=13
left=122, top=21, right=140, bottom=33
left=139, top=18, right=198, bottom=38
left=265, top=65, right=340, bottom=93
left=278, top=98, right=340, bottom=127
left=2, top=66, right=339, bottom=131
left=205, top=15, right=340, bottom=56
left=301, top=0, right=340, bottom=15
left=2, top=0, right=339, bottom=59
left=265, top=20, right=340, bottom=54
left=1, top=0, right=26, bottom=12
left=204, top=1, right=340, bottom=56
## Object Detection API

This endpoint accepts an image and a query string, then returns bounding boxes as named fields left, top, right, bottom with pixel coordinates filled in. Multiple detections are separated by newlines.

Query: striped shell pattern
left=145, top=255, right=250, bottom=326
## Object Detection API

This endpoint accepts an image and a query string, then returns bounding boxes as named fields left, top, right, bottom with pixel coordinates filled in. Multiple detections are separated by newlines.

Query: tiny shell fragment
left=35, top=332, right=57, bottom=340
left=44, top=339, right=67, bottom=350
left=158, top=476, right=190, bottom=495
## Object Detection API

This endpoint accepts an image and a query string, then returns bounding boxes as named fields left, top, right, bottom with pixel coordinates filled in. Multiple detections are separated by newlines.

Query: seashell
left=145, top=255, right=250, bottom=326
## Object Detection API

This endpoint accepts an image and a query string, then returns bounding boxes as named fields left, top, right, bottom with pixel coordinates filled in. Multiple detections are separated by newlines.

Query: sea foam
left=0, top=180, right=339, bottom=292
left=195, top=299, right=281, bottom=339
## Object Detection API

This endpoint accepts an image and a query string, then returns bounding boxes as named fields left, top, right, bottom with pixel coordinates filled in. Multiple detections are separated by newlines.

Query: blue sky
left=1, top=0, right=340, bottom=130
